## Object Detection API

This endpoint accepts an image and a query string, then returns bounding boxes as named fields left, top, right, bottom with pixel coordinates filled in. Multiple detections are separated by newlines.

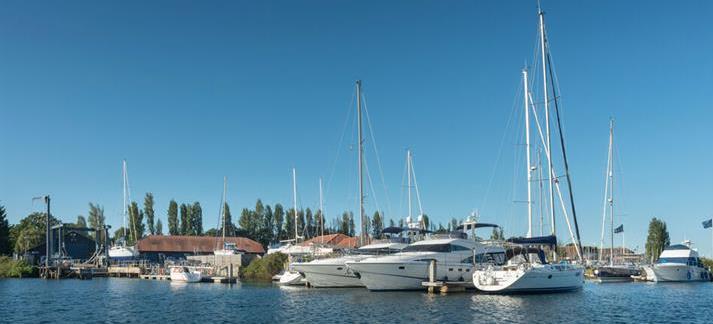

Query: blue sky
left=1, top=1, right=713, bottom=256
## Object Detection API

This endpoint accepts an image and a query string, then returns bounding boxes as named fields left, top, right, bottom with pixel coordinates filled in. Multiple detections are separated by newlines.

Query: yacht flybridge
left=471, top=6, right=584, bottom=294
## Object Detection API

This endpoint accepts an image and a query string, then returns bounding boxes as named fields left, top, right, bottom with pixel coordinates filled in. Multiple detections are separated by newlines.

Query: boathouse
left=136, top=235, right=265, bottom=263
left=24, top=226, right=99, bottom=264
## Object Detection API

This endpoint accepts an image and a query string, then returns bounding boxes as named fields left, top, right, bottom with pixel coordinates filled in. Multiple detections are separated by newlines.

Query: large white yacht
left=292, top=240, right=408, bottom=288
left=643, top=241, right=710, bottom=282
left=345, top=230, right=500, bottom=291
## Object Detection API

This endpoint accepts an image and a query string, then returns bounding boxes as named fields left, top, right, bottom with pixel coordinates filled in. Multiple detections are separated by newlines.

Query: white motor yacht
left=345, top=233, right=497, bottom=291
left=292, top=241, right=408, bottom=288
left=169, top=266, right=202, bottom=283
left=643, top=241, right=710, bottom=282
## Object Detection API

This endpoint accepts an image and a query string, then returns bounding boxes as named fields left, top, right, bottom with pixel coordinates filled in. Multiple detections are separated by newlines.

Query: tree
left=190, top=202, right=203, bottom=236
left=87, top=203, right=106, bottom=242
left=219, top=202, right=236, bottom=237
left=389, top=219, right=395, bottom=227
left=180, top=203, right=190, bottom=235
left=144, top=193, right=156, bottom=235
left=305, top=208, right=313, bottom=238
left=76, top=215, right=87, bottom=228
left=0, top=205, right=11, bottom=255
left=263, top=205, right=274, bottom=242
left=273, top=204, right=285, bottom=240
left=349, top=213, right=355, bottom=237
left=421, top=214, right=430, bottom=230
left=490, top=227, right=505, bottom=240
left=113, top=227, right=126, bottom=242
left=285, top=208, right=296, bottom=240
left=168, top=200, right=179, bottom=235
left=127, top=201, right=144, bottom=244
left=340, top=211, right=351, bottom=235
left=645, top=217, right=670, bottom=262
left=296, top=209, right=305, bottom=238
left=155, top=218, right=163, bottom=235
left=315, top=209, right=324, bottom=237
left=13, top=212, right=60, bottom=253
left=239, top=208, right=255, bottom=238
left=371, top=211, right=384, bottom=238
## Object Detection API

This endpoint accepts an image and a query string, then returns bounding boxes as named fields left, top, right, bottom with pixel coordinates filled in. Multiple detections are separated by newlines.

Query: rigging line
left=479, top=78, right=523, bottom=212
left=409, top=153, right=424, bottom=216
left=546, top=50, right=583, bottom=256
left=360, top=94, right=393, bottom=217
left=325, top=90, right=356, bottom=200
left=362, top=157, right=382, bottom=216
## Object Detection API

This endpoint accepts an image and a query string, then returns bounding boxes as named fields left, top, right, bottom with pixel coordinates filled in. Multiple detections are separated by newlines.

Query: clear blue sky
left=2, top=1, right=713, bottom=256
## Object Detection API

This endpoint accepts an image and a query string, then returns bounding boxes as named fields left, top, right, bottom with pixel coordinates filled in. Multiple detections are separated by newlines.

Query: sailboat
left=214, top=177, right=242, bottom=256
left=278, top=168, right=309, bottom=286
left=109, top=160, right=140, bottom=260
left=472, top=7, right=584, bottom=293
left=591, top=120, right=640, bottom=282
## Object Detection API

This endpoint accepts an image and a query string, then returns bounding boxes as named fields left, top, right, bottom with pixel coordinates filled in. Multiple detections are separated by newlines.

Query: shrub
left=0, top=256, right=36, bottom=278
left=241, top=253, right=288, bottom=281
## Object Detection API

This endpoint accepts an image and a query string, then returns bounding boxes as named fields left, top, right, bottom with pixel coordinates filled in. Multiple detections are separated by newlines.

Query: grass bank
left=240, top=253, right=288, bottom=282
left=0, top=256, right=36, bottom=278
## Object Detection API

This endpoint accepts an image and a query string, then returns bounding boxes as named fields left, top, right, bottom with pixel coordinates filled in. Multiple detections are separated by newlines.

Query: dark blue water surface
left=1, top=278, right=711, bottom=323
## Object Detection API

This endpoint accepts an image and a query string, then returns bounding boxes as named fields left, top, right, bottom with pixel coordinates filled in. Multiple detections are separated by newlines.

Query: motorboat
left=292, top=240, right=408, bottom=288
left=346, top=231, right=501, bottom=291
left=591, top=264, right=640, bottom=283
left=169, top=266, right=202, bottom=283
left=214, top=242, right=244, bottom=256
left=642, top=241, right=710, bottom=282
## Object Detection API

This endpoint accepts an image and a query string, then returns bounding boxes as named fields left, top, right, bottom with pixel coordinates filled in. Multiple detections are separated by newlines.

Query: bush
left=0, top=256, right=36, bottom=278
left=241, top=253, right=288, bottom=281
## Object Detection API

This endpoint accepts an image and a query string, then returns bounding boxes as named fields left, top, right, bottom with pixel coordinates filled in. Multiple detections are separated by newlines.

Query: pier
left=422, top=260, right=469, bottom=294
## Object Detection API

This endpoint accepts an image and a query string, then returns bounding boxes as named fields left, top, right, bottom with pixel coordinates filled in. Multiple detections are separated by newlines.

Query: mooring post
left=428, top=259, right=437, bottom=293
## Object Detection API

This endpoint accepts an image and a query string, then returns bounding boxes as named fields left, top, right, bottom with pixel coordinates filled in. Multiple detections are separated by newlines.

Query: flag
left=703, top=219, right=713, bottom=229
left=614, top=225, right=624, bottom=233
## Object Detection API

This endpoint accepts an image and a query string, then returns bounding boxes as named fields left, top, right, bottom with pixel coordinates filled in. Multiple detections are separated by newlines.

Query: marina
left=2, top=1, right=713, bottom=323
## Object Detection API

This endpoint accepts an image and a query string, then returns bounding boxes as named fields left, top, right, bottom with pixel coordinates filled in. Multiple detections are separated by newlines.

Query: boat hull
left=347, top=261, right=473, bottom=291
left=278, top=271, right=304, bottom=285
left=474, top=264, right=584, bottom=293
left=292, top=263, right=363, bottom=288
left=645, top=264, right=710, bottom=282
left=170, top=271, right=202, bottom=283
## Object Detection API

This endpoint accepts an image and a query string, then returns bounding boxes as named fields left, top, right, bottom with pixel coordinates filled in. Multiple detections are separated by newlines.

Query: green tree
left=645, top=217, right=670, bottom=262
left=180, top=203, right=190, bottom=235
left=0, top=206, right=11, bottom=255
left=315, top=209, right=324, bottom=237
left=296, top=209, right=305, bottom=238
left=219, top=202, right=236, bottom=237
left=490, top=227, right=505, bottom=240
left=349, top=213, right=355, bottom=237
left=155, top=218, right=163, bottom=235
left=273, top=204, right=285, bottom=240
left=371, top=211, right=384, bottom=238
left=190, top=202, right=203, bottom=235
left=113, top=227, right=126, bottom=242
left=13, top=212, right=60, bottom=253
left=305, top=208, right=313, bottom=238
left=87, top=203, right=106, bottom=242
left=284, top=208, right=296, bottom=240
left=168, top=200, right=179, bottom=235
left=76, top=215, right=87, bottom=228
left=421, top=214, right=430, bottom=231
left=144, top=193, right=156, bottom=235
left=263, top=205, right=275, bottom=243
left=127, top=201, right=144, bottom=244
left=340, top=211, right=351, bottom=235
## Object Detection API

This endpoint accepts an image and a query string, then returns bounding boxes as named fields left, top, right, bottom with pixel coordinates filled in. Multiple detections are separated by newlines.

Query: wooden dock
left=422, top=260, right=470, bottom=294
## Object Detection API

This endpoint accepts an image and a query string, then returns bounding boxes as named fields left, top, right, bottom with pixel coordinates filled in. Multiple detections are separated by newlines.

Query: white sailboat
left=214, top=177, right=243, bottom=256
left=169, top=265, right=203, bottom=283
left=472, top=7, right=584, bottom=293
left=109, top=160, right=139, bottom=260
left=592, top=120, right=640, bottom=282
left=278, top=168, right=309, bottom=286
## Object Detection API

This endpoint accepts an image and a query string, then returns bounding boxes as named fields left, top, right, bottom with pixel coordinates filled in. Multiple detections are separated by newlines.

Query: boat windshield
left=657, top=257, right=701, bottom=266
left=402, top=243, right=470, bottom=253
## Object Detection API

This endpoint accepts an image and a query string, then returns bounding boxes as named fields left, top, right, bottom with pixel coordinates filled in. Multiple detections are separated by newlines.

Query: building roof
left=303, top=233, right=353, bottom=246
left=136, top=235, right=265, bottom=254
left=334, top=236, right=358, bottom=249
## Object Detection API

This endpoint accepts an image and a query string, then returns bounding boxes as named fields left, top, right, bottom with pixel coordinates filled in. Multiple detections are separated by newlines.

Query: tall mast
left=122, top=160, right=128, bottom=242
left=356, top=80, right=365, bottom=245
left=222, top=176, right=227, bottom=243
left=407, top=149, right=412, bottom=222
left=539, top=7, right=555, bottom=239
left=538, top=148, right=544, bottom=236
left=292, top=168, right=298, bottom=242
left=319, top=177, right=324, bottom=244
left=609, top=119, right=615, bottom=266
left=523, top=68, right=533, bottom=238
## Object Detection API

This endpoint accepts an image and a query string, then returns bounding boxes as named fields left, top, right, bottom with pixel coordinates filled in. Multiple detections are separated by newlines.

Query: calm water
left=1, top=278, right=712, bottom=323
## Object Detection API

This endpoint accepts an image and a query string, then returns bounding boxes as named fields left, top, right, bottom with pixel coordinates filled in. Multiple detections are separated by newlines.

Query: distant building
left=303, top=234, right=358, bottom=249
left=136, top=235, right=264, bottom=263
left=24, top=226, right=98, bottom=264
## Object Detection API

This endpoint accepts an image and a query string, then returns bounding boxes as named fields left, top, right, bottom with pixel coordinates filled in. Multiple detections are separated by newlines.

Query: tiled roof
left=136, top=235, right=265, bottom=254
left=303, top=233, right=352, bottom=246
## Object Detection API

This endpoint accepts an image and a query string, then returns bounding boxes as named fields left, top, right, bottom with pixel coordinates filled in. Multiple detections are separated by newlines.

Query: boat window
left=450, top=245, right=471, bottom=251
left=402, top=244, right=453, bottom=253
left=657, top=257, right=696, bottom=265
left=475, top=252, right=506, bottom=265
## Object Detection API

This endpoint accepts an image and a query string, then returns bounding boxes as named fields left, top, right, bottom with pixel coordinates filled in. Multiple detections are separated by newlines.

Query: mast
left=599, top=120, right=613, bottom=263
left=537, top=148, right=544, bottom=236
left=609, top=119, right=615, bottom=266
left=539, top=8, right=555, bottom=240
left=222, top=176, right=228, bottom=244
left=122, top=160, right=128, bottom=243
left=319, top=177, right=324, bottom=244
left=356, top=80, right=365, bottom=245
left=523, top=68, right=533, bottom=238
left=292, top=168, right=298, bottom=242
left=407, top=149, right=412, bottom=222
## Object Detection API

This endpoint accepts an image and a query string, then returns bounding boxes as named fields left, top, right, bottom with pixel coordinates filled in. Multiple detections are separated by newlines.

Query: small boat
left=642, top=241, right=711, bottom=282
left=277, top=270, right=304, bottom=286
left=169, top=266, right=202, bottom=283
left=592, top=265, right=640, bottom=283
